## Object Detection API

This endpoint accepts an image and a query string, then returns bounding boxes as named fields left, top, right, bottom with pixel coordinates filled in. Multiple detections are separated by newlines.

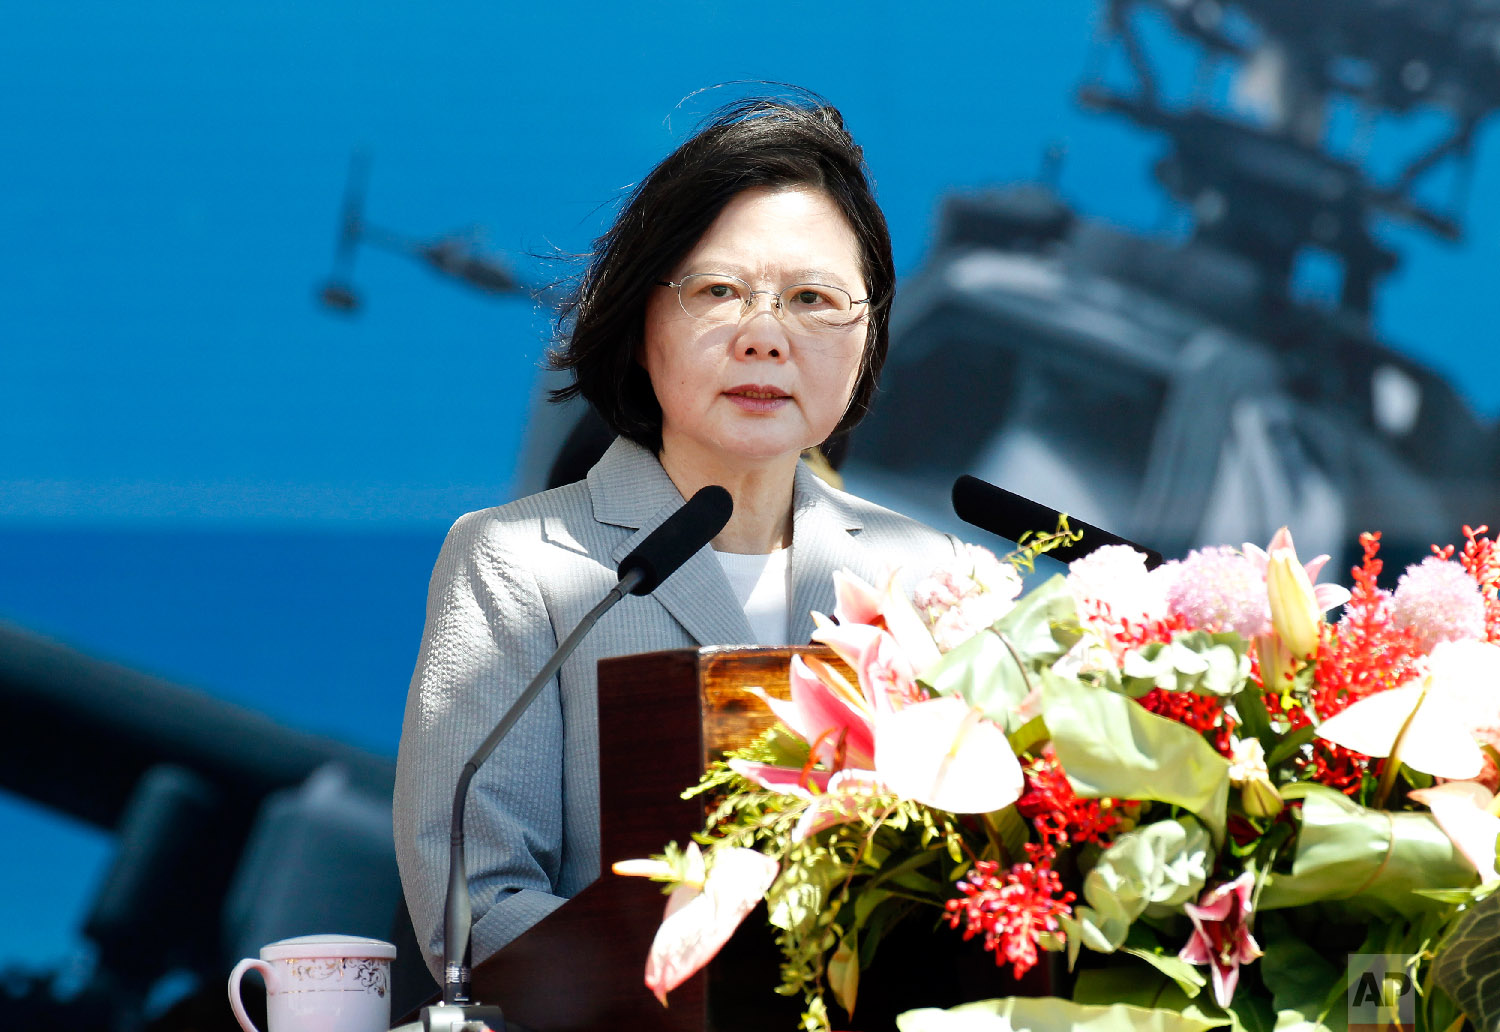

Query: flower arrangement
left=616, top=525, right=1500, bottom=1032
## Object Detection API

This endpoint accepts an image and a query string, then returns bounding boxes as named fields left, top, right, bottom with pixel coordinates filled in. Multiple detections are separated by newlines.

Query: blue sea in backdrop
left=0, top=527, right=447, bottom=969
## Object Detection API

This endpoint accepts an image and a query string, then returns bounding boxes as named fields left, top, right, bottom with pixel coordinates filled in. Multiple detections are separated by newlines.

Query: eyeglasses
left=657, top=273, right=872, bottom=333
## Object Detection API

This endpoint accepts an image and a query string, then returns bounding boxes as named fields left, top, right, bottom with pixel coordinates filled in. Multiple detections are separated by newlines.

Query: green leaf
left=864, top=846, right=943, bottom=895
left=1228, top=991, right=1276, bottom=1032
left=1121, top=632, right=1250, bottom=699
left=1258, top=923, right=1343, bottom=1032
left=1122, top=923, right=1208, bottom=997
left=921, top=630, right=1034, bottom=731
left=993, top=574, right=1085, bottom=660
left=991, top=805, right=1032, bottom=866
left=921, top=578, right=1082, bottom=730
left=1009, top=714, right=1052, bottom=757
left=828, top=932, right=859, bottom=1017
left=897, top=994, right=1226, bottom=1032
left=1232, top=687, right=1274, bottom=756
left=856, top=894, right=914, bottom=969
left=1067, top=817, right=1213, bottom=955
left=1260, top=784, right=1476, bottom=915
left=768, top=855, right=842, bottom=937
left=1119, top=949, right=1209, bottom=999
left=1413, top=886, right=1492, bottom=905
left=1073, top=966, right=1195, bottom=1011
left=1040, top=669, right=1232, bottom=843
left=1433, top=889, right=1500, bottom=1032
left=1263, top=725, right=1316, bottom=770
left=1074, top=962, right=1254, bottom=1032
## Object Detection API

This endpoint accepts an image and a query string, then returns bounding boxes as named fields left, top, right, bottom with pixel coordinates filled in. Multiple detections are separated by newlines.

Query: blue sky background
left=2, top=0, right=1497, bottom=979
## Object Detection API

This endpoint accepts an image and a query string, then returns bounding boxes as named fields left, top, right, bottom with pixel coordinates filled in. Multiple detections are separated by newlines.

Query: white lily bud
left=1267, top=549, right=1323, bottom=659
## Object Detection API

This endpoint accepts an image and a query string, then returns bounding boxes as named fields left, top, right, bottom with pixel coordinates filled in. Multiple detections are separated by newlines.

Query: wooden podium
left=450, top=645, right=1049, bottom=1031
left=465, top=646, right=812, bottom=1031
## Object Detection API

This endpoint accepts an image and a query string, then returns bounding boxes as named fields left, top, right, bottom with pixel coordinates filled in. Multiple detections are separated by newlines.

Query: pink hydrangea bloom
left=1067, top=544, right=1171, bottom=627
left=1391, top=557, right=1486, bottom=650
left=914, top=543, right=1023, bottom=652
left=1166, top=546, right=1271, bottom=638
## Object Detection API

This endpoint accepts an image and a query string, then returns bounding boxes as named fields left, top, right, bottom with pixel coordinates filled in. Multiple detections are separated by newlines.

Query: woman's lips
left=724, top=385, right=791, bottom=413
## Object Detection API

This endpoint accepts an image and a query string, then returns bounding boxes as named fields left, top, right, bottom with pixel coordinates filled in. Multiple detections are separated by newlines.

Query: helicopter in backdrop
left=314, top=151, right=544, bottom=315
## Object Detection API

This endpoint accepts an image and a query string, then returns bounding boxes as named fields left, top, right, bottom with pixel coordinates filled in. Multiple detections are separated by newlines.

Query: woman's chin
left=690, top=433, right=814, bottom=468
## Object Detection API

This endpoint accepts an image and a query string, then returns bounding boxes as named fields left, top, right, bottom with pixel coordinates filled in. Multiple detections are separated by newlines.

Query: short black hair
left=548, top=90, right=895, bottom=454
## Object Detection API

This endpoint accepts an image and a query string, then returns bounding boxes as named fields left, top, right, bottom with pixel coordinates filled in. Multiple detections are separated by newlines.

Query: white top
left=713, top=547, right=791, bottom=646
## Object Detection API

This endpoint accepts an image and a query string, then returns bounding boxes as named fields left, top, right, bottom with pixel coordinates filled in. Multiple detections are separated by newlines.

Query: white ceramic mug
left=228, top=934, right=397, bottom=1032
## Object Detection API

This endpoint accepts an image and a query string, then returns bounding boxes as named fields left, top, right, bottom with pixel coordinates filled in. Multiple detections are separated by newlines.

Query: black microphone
left=951, top=474, right=1164, bottom=570
left=617, top=485, right=733, bottom=595
left=430, top=486, right=733, bottom=1029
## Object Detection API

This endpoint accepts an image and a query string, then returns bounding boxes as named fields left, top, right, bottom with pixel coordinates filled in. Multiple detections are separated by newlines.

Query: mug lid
left=260, top=934, right=397, bottom=961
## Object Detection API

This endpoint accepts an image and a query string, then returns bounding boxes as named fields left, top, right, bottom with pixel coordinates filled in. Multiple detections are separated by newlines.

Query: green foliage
left=897, top=994, right=1226, bottom=1032
left=1120, top=924, right=1208, bottom=998
left=922, top=629, right=1036, bottom=731
left=1256, top=922, right=1344, bottom=1032
left=1071, top=962, right=1254, bottom=1031
left=1064, top=818, right=1212, bottom=959
left=1040, top=669, right=1232, bottom=843
left=1120, top=632, right=1251, bottom=699
left=1433, top=888, right=1500, bottom=1032
left=920, top=575, right=1083, bottom=730
left=1007, top=517, right=1086, bottom=576
left=1260, top=784, right=1476, bottom=915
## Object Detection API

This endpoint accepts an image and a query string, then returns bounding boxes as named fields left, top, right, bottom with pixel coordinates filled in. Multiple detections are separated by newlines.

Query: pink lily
left=735, top=686, right=1023, bottom=822
left=730, top=759, right=885, bottom=842
left=811, top=618, right=924, bottom=714
left=1243, top=527, right=1348, bottom=610
left=625, top=843, right=779, bottom=1005
left=1408, top=780, right=1500, bottom=883
left=1244, top=528, right=1352, bottom=631
left=1178, top=872, right=1262, bottom=1008
left=1245, top=527, right=1351, bottom=686
left=829, top=569, right=942, bottom=674
left=832, top=567, right=887, bottom=626
left=749, top=654, right=876, bottom=769
left=791, top=768, right=889, bottom=842
left=726, top=759, right=833, bottom=799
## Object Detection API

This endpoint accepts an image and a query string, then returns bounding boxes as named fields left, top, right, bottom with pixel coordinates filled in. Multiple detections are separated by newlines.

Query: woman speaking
left=393, top=92, right=958, bottom=980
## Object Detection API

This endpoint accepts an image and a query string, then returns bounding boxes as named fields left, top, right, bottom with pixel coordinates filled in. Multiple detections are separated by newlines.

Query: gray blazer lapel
left=589, top=438, right=755, bottom=647
left=787, top=462, right=866, bottom=643
left=629, top=525, right=756, bottom=647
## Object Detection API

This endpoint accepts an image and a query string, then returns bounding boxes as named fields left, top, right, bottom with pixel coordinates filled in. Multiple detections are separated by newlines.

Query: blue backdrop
left=3, top=0, right=1497, bottom=976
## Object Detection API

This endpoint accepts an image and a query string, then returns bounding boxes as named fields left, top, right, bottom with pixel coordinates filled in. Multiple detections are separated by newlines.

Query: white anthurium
left=628, top=843, right=779, bottom=1005
left=1408, top=780, right=1500, bottom=883
left=874, top=695, right=1024, bottom=814
left=1314, top=640, right=1500, bottom=781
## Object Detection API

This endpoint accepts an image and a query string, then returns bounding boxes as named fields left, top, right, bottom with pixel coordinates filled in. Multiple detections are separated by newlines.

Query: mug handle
left=228, top=958, right=279, bottom=1032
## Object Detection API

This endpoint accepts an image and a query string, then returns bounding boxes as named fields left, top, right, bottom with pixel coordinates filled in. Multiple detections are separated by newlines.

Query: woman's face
left=642, top=184, right=869, bottom=470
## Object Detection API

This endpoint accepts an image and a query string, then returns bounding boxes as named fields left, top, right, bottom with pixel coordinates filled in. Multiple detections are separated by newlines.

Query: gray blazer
left=393, top=437, right=959, bottom=980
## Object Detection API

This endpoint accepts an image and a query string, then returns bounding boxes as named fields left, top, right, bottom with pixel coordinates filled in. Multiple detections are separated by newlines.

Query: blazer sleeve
left=394, top=511, right=567, bottom=982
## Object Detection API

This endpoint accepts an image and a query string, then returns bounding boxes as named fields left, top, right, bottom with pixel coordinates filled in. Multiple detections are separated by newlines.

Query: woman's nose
left=735, top=298, right=789, bottom=359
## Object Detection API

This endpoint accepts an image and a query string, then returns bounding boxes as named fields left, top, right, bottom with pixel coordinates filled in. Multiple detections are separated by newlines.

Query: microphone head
left=618, top=485, right=733, bottom=595
left=951, top=474, right=1164, bottom=569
